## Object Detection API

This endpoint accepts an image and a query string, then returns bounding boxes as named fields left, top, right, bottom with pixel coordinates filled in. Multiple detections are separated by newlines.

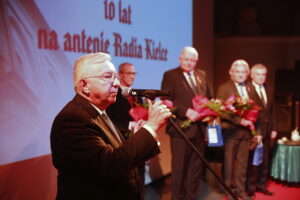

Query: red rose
left=192, top=95, right=209, bottom=113
left=224, top=104, right=236, bottom=112
left=225, top=95, right=235, bottom=105
left=162, top=99, right=174, bottom=109
left=242, top=109, right=259, bottom=122
left=129, top=106, right=148, bottom=121
left=198, top=107, right=218, bottom=119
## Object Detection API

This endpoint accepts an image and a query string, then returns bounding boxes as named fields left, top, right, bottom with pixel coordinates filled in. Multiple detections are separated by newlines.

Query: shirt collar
left=90, top=103, right=105, bottom=115
left=184, top=70, right=194, bottom=76
left=252, top=81, right=264, bottom=88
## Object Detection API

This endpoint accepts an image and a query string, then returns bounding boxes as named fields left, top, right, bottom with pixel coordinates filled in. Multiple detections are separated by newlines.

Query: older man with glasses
left=50, top=52, right=171, bottom=200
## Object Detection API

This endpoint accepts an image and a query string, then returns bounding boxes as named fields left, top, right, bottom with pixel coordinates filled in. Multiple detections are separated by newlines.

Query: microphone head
left=121, top=87, right=131, bottom=97
left=121, top=88, right=170, bottom=98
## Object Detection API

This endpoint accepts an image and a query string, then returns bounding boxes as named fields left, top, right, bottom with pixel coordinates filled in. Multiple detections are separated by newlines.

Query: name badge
left=208, top=127, right=218, bottom=143
left=207, top=124, right=223, bottom=147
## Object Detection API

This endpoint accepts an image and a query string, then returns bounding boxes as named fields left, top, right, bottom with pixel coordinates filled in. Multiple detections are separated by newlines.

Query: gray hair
left=229, top=59, right=250, bottom=74
left=73, top=52, right=111, bottom=92
left=251, top=63, right=267, bottom=74
left=180, top=46, right=198, bottom=58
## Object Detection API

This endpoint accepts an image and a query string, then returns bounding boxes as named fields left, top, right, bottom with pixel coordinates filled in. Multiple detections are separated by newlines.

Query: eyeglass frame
left=84, top=73, right=120, bottom=83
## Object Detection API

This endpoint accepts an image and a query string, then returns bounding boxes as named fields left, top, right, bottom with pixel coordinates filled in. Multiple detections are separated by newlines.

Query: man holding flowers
left=217, top=59, right=260, bottom=200
left=161, top=46, right=211, bottom=200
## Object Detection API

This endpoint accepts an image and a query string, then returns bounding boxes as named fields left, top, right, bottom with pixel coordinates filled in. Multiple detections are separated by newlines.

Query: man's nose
left=113, top=77, right=120, bottom=86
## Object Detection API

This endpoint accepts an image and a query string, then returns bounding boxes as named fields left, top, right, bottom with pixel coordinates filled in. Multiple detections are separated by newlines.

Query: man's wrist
left=143, top=124, right=160, bottom=145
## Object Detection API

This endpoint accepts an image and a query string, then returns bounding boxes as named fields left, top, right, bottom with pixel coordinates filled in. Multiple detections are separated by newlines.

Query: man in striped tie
left=161, top=46, right=211, bottom=200
left=247, top=63, right=277, bottom=197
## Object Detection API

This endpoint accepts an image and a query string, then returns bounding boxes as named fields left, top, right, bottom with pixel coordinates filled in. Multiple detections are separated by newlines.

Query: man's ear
left=79, top=79, right=90, bottom=96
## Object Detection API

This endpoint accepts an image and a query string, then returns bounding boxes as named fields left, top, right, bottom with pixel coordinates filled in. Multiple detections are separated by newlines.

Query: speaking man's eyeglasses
left=85, top=73, right=120, bottom=83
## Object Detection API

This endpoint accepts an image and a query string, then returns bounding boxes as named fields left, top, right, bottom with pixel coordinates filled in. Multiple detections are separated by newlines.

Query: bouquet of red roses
left=230, top=95, right=260, bottom=135
left=181, top=95, right=229, bottom=128
left=180, top=95, right=260, bottom=136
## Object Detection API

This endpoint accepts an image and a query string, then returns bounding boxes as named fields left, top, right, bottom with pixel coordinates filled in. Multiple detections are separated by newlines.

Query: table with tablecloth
left=270, top=142, right=300, bottom=182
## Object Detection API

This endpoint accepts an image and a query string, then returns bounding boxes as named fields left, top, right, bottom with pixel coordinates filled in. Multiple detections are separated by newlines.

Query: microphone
left=121, top=87, right=170, bottom=98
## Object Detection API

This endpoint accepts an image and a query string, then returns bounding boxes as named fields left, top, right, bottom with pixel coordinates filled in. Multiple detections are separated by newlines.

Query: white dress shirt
left=184, top=71, right=196, bottom=87
left=252, top=82, right=268, bottom=105
left=235, top=82, right=249, bottom=99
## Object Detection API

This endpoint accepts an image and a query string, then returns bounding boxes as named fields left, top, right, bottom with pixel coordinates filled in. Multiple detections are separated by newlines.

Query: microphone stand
left=167, top=118, right=240, bottom=200
left=146, top=95, right=238, bottom=199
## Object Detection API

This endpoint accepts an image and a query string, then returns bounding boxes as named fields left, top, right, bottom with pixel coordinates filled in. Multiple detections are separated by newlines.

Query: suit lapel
left=230, top=81, right=240, bottom=97
left=249, top=82, right=270, bottom=111
left=177, top=68, right=207, bottom=96
left=246, top=81, right=254, bottom=99
left=265, top=84, right=272, bottom=110
left=177, top=68, right=197, bottom=96
left=94, top=114, right=123, bottom=148
left=250, top=82, right=263, bottom=105
left=73, top=94, right=123, bottom=149
left=194, top=69, right=206, bottom=96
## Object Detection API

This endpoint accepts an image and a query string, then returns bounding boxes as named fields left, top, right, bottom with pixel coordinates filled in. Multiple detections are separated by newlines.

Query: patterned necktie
left=127, top=95, right=134, bottom=107
left=259, top=85, right=267, bottom=107
left=101, top=112, right=122, bottom=143
left=187, top=72, right=198, bottom=94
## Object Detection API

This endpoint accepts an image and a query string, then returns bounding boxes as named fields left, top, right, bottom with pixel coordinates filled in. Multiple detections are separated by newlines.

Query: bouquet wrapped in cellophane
left=181, top=95, right=260, bottom=136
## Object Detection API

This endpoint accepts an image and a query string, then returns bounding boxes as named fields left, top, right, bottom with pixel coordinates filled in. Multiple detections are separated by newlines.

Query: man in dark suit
left=107, top=62, right=140, bottom=138
left=247, top=63, right=277, bottom=197
left=50, top=52, right=171, bottom=200
left=106, top=62, right=145, bottom=199
left=161, top=46, right=211, bottom=200
left=217, top=59, right=259, bottom=200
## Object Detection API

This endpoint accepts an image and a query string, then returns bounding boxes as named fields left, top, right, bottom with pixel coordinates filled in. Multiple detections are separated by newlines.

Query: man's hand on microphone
left=145, top=99, right=172, bottom=132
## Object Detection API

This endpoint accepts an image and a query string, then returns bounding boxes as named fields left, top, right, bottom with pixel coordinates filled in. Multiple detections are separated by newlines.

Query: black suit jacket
left=50, top=94, right=160, bottom=200
left=249, top=83, right=277, bottom=138
left=217, top=80, right=257, bottom=139
left=106, top=88, right=134, bottom=137
left=161, top=67, right=211, bottom=138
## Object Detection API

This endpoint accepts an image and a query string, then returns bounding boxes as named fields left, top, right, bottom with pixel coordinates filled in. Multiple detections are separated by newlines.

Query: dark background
left=197, top=0, right=300, bottom=135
